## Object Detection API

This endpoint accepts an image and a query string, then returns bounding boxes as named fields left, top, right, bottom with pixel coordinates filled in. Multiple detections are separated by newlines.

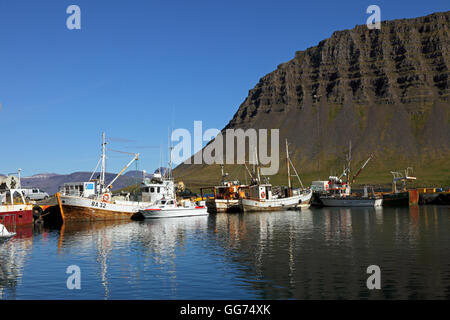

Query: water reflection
left=0, top=206, right=449, bottom=299
left=210, top=207, right=450, bottom=299
left=0, top=225, right=36, bottom=299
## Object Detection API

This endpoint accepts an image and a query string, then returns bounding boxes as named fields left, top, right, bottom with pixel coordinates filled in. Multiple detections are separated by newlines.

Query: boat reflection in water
left=54, top=216, right=210, bottom=299
left=209, top=206, right=449, bottom=299
left=1, top=206, right=449, bottom=299
left=0, top=225, right=36, bottom=299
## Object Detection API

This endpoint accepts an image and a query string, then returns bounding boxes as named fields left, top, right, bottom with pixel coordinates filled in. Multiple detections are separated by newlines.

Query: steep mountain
left=174, top=11, right=450, bottom=189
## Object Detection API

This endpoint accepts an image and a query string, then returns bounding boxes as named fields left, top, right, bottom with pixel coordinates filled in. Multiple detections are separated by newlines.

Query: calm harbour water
left=1, top=205, right=449, bottom=300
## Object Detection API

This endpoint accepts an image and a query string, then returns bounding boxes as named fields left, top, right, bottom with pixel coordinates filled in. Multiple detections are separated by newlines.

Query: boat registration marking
left=91, top=201, right=107, bottom=209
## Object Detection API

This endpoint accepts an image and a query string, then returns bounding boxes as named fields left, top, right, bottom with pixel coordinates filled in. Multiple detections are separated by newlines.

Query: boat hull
left=242, top=191, right=312, bottom=212
left=59, top=195, right=149, bottom=222
left=320, top=196, right=382, bottom=207
left=136, top=207, right=208, bottom=219
left=0, top=205, right=34, bottom=226
left=382, top=190, right=419, bottom=206
left=206, top=199, right=241, bottom=213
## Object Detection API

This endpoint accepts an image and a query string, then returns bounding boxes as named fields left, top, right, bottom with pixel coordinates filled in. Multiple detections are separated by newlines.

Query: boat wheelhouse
left=141, top=172, right=175, bottom=204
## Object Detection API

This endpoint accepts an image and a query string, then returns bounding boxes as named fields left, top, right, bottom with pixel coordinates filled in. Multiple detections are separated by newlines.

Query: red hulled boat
left=1, top=186, right=34, bottom=226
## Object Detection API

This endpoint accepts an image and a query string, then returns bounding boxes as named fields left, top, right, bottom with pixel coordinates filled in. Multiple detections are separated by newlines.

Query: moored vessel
left=131, top=146, right=208, bottom=219
left=382, top=168, right=419, bottom=206
left=57, top=133, right=153, bottom=222
left=201, top=165, right=247, bottom=213
left=320, top=186, right=383, bottom=207
left=0, top=175, right=33, bottom=226
left=319, top=143, right=382, bottom=207
left=241, top=140, right=312, bottom=212
left=132, top=198, right=208, bottom=219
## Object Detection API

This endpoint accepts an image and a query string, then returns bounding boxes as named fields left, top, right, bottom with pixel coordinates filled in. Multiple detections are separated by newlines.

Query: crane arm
left=106, top=153, right=140, bottom=190
left=352, top=154, right=374, bottom=183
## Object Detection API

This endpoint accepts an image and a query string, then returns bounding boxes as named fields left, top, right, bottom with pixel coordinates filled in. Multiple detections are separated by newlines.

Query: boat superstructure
left=141, top=172, right=175, bottom=204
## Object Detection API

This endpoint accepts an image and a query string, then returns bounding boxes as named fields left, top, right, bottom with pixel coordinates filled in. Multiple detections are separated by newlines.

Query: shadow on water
left=0, top=206, right=449, bottom=299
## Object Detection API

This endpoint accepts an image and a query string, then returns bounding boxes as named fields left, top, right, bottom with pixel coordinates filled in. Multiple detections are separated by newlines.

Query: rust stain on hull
left=61, top=205, right=134, bottom=222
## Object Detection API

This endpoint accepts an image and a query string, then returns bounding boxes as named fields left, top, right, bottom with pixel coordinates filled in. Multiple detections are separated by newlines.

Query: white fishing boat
left=319, top=143, right=382, bottom=207
left=57, top=133, right=155, bottom=222
left=132, top=145, right=208, bottom=219
left=241, top=140, right=312, bottom=212
left=242, top=186, right=312, bottom=211
left=133, top=199, right=208, bottom=219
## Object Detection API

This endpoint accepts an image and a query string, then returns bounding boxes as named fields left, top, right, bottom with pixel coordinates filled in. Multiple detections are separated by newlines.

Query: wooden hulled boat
left=241, top=140, right=312, bottom=212
left=382, top=168, right=419, bottom=206
left=200, top=165, right=247, bottom=213
left=241, top=185, right=312, bottom=212
left=201, top=182, right=246, bottom=213
left=56, top=133, right=154, bottom=222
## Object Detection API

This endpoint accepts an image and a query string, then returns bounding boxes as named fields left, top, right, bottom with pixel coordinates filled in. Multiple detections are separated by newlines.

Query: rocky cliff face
left=175, top=11, right=450, bottom=187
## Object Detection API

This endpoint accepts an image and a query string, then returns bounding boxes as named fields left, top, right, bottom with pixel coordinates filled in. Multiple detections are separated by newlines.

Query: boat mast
left=286, top=139, right=291, bottom=191
left=168, top=131, right=173, bottom=180
left=100, top=132, right=107, bottom=193
left=346, top=140, right=352, bottom=186
left=255, top=146, right=261, bottom=183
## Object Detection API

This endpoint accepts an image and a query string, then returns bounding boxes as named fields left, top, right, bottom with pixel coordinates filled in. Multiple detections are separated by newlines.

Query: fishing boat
left=320, top=186, right=383, bottom=207
left=319, top=143, right=382, bottom=207
left=382, top=168, right=419, bottom=206
left=241, top=140, right=312, bottom=212
left=200, top=165, right=247, bottom=213
left=131, top=145, right=208, bottom=219
left=57, top=133, right=154, bottom=222
left=0, top=175, right=34, bottom=226
left=132, top=198, right=208, bottom=219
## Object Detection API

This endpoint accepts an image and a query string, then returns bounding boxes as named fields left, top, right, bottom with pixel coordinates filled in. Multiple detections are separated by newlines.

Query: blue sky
left=0, top=0, right=448, bottom=176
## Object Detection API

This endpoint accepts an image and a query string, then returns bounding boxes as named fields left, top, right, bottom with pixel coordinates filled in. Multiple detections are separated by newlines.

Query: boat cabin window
left=157, top=187, right=160, bottom=193
left=150, top=187, right=155, bottom=193
left=167, top=200, right=174, bottom=205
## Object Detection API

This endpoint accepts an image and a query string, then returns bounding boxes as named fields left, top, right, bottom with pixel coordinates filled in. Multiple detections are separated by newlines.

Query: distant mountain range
left=0, top=168, right=167, bottom=195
